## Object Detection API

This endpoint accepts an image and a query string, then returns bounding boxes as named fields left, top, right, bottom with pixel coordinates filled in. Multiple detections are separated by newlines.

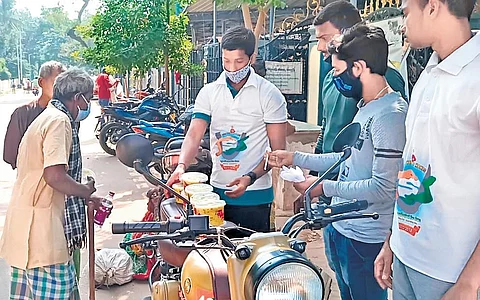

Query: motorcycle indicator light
left=289, top=240, right=307, bottom=254
left=235, top=245, right=252, bottom=260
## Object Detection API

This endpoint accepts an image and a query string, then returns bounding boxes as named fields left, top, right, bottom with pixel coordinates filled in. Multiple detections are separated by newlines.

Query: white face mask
left=224, top=63, right=251, bottom=84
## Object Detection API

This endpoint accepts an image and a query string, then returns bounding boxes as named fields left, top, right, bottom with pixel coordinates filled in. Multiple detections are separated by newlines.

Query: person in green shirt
left=313, top=1, right=407, bottom=157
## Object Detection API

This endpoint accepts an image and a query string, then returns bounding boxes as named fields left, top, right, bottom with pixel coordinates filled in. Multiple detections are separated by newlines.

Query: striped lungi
left=10, top=260, right=80, bottom=300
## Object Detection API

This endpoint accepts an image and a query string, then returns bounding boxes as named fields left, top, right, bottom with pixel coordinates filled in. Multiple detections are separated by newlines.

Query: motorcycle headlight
left=255, top=262, right=323, bottom=300
left=158, top=106, right=171, bottom=116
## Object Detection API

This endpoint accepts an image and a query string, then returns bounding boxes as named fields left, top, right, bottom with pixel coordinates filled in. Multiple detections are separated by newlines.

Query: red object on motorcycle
left=132, top=127, right=144, bottom=134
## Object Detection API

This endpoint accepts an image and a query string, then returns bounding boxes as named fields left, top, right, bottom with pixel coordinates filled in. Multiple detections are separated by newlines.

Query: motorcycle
left=97, top=90, right=184, bottom=156
left=113, top=122, right=379, bottom=300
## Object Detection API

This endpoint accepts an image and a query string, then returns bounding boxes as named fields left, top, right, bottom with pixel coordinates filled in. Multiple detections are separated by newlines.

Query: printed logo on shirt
left=214, top=126, right=249, bottom=171
left=396, top=153, right=436, bottom=236
left=339, top=165, right=350, bottom=181
left=354, top=116, right=373, bottom=151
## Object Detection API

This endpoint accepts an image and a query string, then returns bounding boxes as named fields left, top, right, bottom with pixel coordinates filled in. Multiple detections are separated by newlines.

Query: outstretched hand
left=225, top=176, right=250, bottom=198
left=265, top=150, right=294, bottom=168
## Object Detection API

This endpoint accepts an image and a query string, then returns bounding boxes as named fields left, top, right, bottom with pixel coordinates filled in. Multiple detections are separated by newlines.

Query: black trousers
left=224, top=203, right=272, bottom=233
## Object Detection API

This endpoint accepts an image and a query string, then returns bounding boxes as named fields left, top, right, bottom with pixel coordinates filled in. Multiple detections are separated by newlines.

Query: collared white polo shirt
left=193, top=68, right=287, bottom=206
left=391, top=33, right=480, bottom=283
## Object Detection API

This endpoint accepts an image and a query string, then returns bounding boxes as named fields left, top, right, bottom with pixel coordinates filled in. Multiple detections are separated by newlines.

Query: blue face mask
left=75, top=94, right=91, bottom=122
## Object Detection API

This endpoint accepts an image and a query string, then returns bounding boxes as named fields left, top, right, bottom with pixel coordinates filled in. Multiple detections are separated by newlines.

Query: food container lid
left=172, top=182, right=184, bottom=190
left=184, top=183, right=213, bottom=195
left=194, top=199, right=226, bottom=208
left=180, top=172, right=208, bottom=184
left=190, top=192, right=220, bottom=204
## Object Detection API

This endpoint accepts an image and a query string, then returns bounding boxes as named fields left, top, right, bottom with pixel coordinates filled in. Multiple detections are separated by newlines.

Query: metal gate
left=258, top=18, right=313, bottom=122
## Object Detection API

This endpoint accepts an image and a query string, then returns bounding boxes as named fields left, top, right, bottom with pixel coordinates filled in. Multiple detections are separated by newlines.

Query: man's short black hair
left=419, top=0, right=476, bottom=20
left=221, top=26, right=256, bottom=57
left=313, top=0, right=362, bottom=30
left=328, top=24, right=389, bottom=76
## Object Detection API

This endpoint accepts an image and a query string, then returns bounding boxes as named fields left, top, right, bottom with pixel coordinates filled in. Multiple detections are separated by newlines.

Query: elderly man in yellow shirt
left=0, top=68, right=102, bottom=299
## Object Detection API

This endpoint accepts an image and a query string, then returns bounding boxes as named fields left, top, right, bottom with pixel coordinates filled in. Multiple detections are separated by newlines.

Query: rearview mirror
left=116, top=133, right=154, bottom=168
left=332, top=123, right=361, bottom=153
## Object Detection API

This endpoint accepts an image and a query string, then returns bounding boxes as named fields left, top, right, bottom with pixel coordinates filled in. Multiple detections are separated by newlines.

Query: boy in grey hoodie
left=268, top=24, right=407, bottom=300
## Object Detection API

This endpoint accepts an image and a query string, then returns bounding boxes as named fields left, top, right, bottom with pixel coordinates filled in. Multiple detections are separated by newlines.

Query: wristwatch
left=243, top=171, right=257, bottom=186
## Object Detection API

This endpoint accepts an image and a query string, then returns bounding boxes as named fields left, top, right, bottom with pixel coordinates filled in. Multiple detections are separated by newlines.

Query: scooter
left=113, top=122, right=378, bottom=300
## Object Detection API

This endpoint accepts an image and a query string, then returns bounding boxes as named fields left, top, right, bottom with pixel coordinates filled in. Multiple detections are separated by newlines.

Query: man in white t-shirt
left=374, top=1, right=480, bottom=299
left=167, top=26, right=287, bottom=232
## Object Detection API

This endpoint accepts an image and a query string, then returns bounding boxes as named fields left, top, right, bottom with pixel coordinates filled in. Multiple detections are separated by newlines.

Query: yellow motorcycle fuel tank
left=151, top=279, right=182, bottom=300
left=181, top=248, right=232, bottom=300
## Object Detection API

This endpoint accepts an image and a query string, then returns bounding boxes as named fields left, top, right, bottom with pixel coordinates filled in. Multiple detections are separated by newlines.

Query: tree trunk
left=241, top=4, right=253, bottom=30
left=125, top=70, right=130, bottom=98
left=165, top=56, right=170, bottom=95
left=252, top=6, right=269, bottom=63
left=67, top=0, right=89, bottom=47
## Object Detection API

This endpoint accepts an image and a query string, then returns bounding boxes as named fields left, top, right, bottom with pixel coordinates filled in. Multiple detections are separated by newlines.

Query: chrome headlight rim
left=244, top=249, right=324, bottom=300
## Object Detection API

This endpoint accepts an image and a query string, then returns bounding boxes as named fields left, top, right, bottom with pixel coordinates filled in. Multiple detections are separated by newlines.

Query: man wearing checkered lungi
left=0, top=68, right=103, bottom=299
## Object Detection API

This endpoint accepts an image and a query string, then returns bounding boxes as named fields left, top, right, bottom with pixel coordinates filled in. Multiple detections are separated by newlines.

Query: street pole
left=28, top=54, right=32, bottom=79
left=19, top=31, right=23, bottom=82
left=213, top=0, right=217, bottom=42
left=269, top=6, right=276, bottom=41
left=16, top=41, right=20, bottom=84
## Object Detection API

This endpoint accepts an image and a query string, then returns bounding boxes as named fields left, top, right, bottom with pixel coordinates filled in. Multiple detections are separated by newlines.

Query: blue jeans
left=98, top=99, right=110, bottom=108
left=323, top=224, right=387, bottom=300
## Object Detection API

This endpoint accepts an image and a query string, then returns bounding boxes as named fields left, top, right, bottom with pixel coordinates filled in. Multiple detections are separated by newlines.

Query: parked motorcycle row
left=94, top=87, right=187, bottom=156
left=109, top=122, right=379, bottom=300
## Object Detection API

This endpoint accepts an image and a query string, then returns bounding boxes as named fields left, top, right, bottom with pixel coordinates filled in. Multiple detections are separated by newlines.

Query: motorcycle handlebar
left=112, top=221, right=169, bottom=234
left=318, top=199, right=368, bottom=217
left=118, top=227, right=218, bottom=249
left=281, top=200, right=373, bottom=234
left=119, top=232, right=183, bottom=249
left=317, top=212, right=379, bottom=226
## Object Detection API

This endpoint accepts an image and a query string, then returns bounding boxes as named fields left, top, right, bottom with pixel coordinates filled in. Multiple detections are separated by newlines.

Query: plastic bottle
left=94, top=191, right=114, bottom=229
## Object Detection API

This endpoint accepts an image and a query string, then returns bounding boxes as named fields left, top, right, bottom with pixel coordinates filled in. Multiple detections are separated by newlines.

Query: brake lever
left=311, top=212, right=379, bottom=230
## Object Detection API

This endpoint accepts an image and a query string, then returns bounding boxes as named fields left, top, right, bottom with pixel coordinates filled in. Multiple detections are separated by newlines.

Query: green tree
left=80, top=0, right=200, bottom=92
left=0, top=57, right=11, bottom=80
left=0, top=3, right=94, bottom=80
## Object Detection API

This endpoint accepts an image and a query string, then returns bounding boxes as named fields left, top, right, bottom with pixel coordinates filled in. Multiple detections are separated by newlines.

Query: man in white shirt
left=167, top=26, right=287, bottom=232
left=374, top=0, right=480, bottom=299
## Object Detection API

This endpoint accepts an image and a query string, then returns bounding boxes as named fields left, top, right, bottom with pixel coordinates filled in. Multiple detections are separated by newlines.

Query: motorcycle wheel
left=99, top=122, right=131, bottom=156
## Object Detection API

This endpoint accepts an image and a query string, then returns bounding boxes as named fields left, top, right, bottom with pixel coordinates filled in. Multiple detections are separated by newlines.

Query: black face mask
left=332, top=67, right=363, bottom=100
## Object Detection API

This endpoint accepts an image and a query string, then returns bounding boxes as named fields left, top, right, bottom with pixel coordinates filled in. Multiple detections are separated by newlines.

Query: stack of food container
left=177, top=172, right=226, bottom=227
